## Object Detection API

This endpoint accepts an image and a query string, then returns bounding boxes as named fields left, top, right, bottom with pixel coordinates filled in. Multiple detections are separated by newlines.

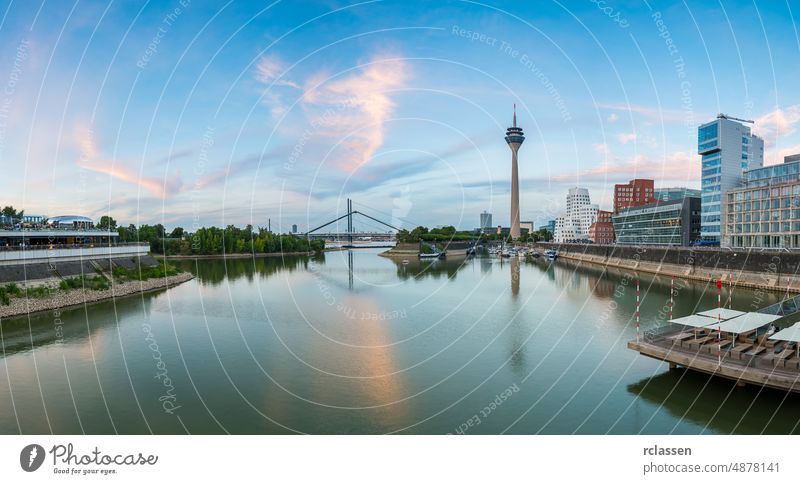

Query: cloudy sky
left=0, top=0, right=799, bottom=232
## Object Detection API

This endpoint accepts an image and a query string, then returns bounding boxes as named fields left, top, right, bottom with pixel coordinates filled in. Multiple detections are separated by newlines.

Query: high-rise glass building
left=479, top=211, right=492, bottom=231
left=697, top=114, right=764, bottom=243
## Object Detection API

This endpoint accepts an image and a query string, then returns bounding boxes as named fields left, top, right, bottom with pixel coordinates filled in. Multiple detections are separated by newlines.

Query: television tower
left=505, top=105, right=525, bottom=239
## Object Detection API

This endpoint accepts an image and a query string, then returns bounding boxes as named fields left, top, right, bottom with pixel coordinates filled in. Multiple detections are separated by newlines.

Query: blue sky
left=1, top=0, right=799, bottom=232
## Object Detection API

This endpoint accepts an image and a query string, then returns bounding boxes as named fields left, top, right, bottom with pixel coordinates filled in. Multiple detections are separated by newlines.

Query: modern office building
left=505, top=106, right=525, bottom=239
left=538, top=220, right=555, bottom=234
left=479, top=211, right=492, bottom=232
left=519, top=221, right=534, bottom=234
left=723, top=154, right=800, bottom=248
left=654, top=187, right=701, bottom=202
left=588, top=210, right=615, bottom=244
left=554, top=187, right=598, bottom=243
left=292, top=224, right=298, bottom=233
left=697, top=114, right=764, bottom=244
left=613, top=179, right=655, bottom=213
left=785, top=154, right=800, bottom=164
left=612, top=197, right=701, bottom=246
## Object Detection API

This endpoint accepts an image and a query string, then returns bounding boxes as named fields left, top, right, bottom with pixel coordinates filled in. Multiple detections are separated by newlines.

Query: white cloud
left=255, top=55, right=300, bottom=88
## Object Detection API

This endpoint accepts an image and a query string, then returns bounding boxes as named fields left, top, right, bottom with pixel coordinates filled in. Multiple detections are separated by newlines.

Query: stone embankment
left=540, top=243, right=800, bottom=293
left=0, top=272, right=194, bottom=319
left=380, top=242, right=420, bottom=258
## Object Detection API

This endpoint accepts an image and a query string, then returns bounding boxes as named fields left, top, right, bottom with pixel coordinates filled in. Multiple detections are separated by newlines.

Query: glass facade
left=612, top=198, right=700, bottom=246
left=741, top=161, right=800, bottom=187
left=724, top=162, right=800, bottom=248
left=698, top=123, right=718, bottom=152
left=697, top=117, right=764, bottom=244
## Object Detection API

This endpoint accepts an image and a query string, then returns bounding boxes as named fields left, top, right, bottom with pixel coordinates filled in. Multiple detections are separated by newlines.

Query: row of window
left=729, top=198, right=800, bottom=212
left=730, top=185, right=800, bottom=202
left=727, top=222, right=800, bottom=234
left=727, top=209, right=800, bottom=222
left=743, top=161, right=800, bottom=183
left=726, top=235, right=800, bottom=248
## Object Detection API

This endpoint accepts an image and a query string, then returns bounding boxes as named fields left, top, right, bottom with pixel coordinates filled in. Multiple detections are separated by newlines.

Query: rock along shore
left=0, top=272, right=194, bottom=320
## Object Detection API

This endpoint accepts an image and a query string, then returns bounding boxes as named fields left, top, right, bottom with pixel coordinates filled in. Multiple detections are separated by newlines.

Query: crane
left=717, top=113, right=754, bottom=124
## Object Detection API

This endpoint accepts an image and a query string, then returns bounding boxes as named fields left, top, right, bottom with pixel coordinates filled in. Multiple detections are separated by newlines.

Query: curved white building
left=554, top=187, right=598, bottom=243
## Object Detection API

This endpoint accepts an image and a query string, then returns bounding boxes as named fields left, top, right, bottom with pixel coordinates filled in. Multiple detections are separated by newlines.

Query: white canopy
left=716, top=313, right=782, bottom=334
left=769, top=322, right=800, bottom=342
left=696, top=308, right=746, bottom=320
left=668, top=314, right=718, bottom=328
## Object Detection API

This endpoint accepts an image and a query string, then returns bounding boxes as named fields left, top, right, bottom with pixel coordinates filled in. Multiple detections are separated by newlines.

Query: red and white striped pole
left=716, top=278, right=722, bottom=366
left=636, top=278, right=640, bottom=342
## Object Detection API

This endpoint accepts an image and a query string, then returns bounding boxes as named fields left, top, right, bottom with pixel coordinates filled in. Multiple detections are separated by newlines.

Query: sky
left=0, top=0, right=799, bottom=233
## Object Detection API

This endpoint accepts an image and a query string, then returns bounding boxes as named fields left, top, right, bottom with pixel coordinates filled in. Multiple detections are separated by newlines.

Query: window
left=698, top=123, right=718, bottom=143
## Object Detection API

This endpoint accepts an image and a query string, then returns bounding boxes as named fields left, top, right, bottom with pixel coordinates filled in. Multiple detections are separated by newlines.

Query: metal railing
left=0, top=242, right=149, bottom=252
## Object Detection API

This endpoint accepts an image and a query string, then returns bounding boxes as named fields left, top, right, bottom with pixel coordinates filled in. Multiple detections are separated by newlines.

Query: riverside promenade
left=540, top=243, right=800, bottom=293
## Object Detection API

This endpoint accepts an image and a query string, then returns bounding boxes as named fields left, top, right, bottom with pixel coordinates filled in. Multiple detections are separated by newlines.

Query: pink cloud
left=551, top=152, right=698, bottom=183
left=754, top=105, right=800, bottom=140
left=74, top=125, right=183, bottom=199
left=617, top=132, right=637, bottom=144
left=597, top=103, right=692, bottom=123
left=257, top=54, right=410, bottom=173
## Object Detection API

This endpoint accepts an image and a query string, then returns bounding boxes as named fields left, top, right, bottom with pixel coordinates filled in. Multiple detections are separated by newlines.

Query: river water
left=1, top=249, right=799, bottom=434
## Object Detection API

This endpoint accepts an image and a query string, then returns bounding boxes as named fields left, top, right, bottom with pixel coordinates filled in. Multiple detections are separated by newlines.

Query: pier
left=629, top=296, right=800, bottom=393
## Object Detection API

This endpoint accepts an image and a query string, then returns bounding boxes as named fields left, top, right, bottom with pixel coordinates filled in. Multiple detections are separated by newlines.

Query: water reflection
left=388, top=255, right=471, bottom=280
left=509, top=257, right=520, bottom=297
left=1, top=249, right=798, bottom=434
left=627, top=370, right=800, bottom=434
left=175, top=255, right=314, bottom=285
left=0, top=293, right=155, bottom=357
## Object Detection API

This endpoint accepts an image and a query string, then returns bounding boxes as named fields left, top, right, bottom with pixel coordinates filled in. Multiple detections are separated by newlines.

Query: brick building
left=588, top=210, right=615, bottom=244
left=614, top=179, right=656, bottom=213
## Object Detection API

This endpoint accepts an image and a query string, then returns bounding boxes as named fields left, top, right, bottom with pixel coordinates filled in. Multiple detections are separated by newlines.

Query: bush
left=112, top=263, right=180, bottom=281
left=4, top=283, right=21, bottom=296
left=25, top=286, right=51, bottom=298
left=59, top=275, right=110, bottom=291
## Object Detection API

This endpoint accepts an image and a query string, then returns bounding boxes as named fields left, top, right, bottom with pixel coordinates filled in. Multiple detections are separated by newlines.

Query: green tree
left=97, top=215, right=117, bottom=230
left=1, top=206, right=23, bottom=222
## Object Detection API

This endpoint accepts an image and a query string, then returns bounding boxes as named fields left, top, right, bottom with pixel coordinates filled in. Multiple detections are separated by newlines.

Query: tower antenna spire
left=513, top=104, right=517, bottom=127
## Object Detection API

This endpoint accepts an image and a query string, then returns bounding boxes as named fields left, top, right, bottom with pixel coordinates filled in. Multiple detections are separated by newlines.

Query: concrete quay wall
left=540, top=243, right=800, bottom=293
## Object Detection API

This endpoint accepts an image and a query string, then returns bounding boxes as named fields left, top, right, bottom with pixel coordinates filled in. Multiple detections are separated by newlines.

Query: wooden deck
left=628, top=336, right=800, bottom=393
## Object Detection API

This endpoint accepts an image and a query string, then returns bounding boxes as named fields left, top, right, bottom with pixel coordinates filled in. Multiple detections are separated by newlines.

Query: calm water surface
left=1, top=249, right=799, bottom=434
